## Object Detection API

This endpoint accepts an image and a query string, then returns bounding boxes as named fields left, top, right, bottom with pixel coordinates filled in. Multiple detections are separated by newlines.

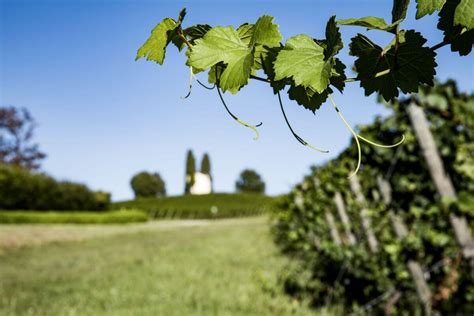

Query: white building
left=189, top=172, right=212, bottom=195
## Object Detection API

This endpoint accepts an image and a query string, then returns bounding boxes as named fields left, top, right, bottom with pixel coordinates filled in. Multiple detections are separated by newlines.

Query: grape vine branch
left=135, top=0, right=473, bottom=177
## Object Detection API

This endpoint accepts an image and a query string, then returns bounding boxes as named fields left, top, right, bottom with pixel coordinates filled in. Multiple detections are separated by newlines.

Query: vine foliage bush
left=272, top=80, right=474, bottom=314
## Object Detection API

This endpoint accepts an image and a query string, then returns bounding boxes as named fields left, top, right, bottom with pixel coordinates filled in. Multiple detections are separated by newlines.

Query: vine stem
left=178, top=31, right=193, bottom=49
left=196, top=79, right=215, bottom=90
left=277, top=91, right=329, bottom=153
left=182, top=66, right=216, bottom=98
left=181, top=26, right=459, bottom=86
left=430, top=39, right=451, bottom=51
left=216, top=85, right=262, bottom=140
left=250, top=75, right=271, bottom=83
left=215, top=66, right=262, bottom=140
left=259, top=53, right=328, bottom=153
left=219, top=36, right=454, bottom=85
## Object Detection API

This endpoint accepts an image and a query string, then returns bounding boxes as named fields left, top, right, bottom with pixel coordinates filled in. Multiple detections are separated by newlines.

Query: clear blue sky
left=1, top=0, right=473, bottom=201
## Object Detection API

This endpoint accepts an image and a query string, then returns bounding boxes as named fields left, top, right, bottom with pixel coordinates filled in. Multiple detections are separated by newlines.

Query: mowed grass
left=0, top=217, right=313, bottom=316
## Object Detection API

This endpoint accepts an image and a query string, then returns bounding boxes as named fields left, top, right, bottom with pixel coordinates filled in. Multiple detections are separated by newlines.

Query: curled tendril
left=357, top=134, right=405, bottom=148
left=277, top=91, right=329, bottom=153
left=181, top=66, right=194, bottom=99
left=216, top=84, right=262, bottom=140
left=329, top=94, right=362, bottom=178
left=196, top=79, right=215, bottom=90
left=214, top=66, right=262, bottom=140
left=182, top=66, right=216, bottom=99
left=237, top=118, right=261, bottom=140
left=328, top=94, right=405, bottom=178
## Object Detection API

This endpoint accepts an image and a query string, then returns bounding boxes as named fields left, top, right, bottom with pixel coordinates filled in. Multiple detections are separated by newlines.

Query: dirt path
left=0, top=217, right=265, bottom=250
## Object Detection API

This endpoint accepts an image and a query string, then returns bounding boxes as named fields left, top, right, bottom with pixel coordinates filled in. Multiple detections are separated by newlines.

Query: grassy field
left=0, top=210, right=147, bottom=224
left=0, top=217, right=315, bottom=316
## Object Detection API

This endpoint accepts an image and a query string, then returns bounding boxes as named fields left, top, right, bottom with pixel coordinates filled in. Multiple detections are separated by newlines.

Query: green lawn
left=0, top=217, right=314, bottom=316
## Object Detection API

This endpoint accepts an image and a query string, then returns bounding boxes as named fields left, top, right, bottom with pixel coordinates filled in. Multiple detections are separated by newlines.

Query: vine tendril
left=182, top=66, right=216, bottom=99
left=328, top=94, right=361, bottom=178
left=181, top=66, right=194, bottom=99
left=277, top=91, right=329, bottom=153
left=196, top=79, right=215, bottom=90
left=328, top=94, right=405, bottom=178
left=215, top=66, right=262, bottom=140
left=357, top=134, right=405, bottom=148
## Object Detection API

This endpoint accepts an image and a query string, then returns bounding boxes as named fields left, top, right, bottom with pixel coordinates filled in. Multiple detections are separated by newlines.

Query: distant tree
left=131, top=171, right=166, bottom=198
left=0, top=106, right=45, bottom=170
left=200, top=152, right=211, bottom=175
left=184, top=149, right=195, bottom=194
left=235, top=169, right=265, bottom=194
left=200, top=152, right=213, bottom=192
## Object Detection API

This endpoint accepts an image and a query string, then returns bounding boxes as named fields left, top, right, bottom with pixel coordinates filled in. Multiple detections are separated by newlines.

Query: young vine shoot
left=135, top=0, right=473, bottom=176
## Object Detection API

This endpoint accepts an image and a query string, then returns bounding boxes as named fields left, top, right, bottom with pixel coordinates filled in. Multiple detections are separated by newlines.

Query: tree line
left=130, top=149, right=266, bottom=198
left=0, top=105, right=267, bottom=208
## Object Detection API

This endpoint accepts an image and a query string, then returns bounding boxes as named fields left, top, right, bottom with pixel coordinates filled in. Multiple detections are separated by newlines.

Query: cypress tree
left=184, top=149, right=195, bottom=194
left=200, top=152, right=212, bottom=193
left=200, top=153, right=211, bottom=175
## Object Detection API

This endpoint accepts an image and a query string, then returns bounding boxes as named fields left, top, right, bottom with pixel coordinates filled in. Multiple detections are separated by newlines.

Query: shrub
left=0, top=164, right=110, bottom=211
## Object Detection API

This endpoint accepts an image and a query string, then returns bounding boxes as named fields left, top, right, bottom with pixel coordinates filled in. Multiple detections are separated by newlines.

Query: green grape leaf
left=177, top=8, right=186, bottom=24
left=252, top=16, right=282, bottom=69
left=174, top=24, right=212, bottom=51
left=392, top=0, right=411, bottom=23
left=249, top=15, right=282, bottom=47
left=237, top=23, right=253, bottom=45
left=288, top=85, right=329, bottom=113
left=236, top=18, right=282, bottom=69
left=187, top=15, right=281, bottom=93
left=382, top=30, right=407, bottom=55
left=169, top=8, right=188, bottom=51
left=171, top=36, right=186, bottom=51
left=454, top=0, right=474, bottom=30
left=284, top=58, right=345, bottom=112
left=415, top=0, right=446, bottom=19
left=207, top=64, right=224, bottom=85
left=187, top=26, right=253, bottom=93
left=330, top=58, right=347, bottom=93
left=337, top=17, right=401, bottom=33
left=325, top=16, right=343, bottom=58
left=438, top=0, right=474, bottom=55
left=274, top=35, right=332, bottom=94
left=350, top=30, right=436, bottom=101
left=184, top=24, right=212, bottom=44
left=261, top=47, right=287, bottom=94
left=136, top=18, right=178, bottom=64
left=275, top=18, right=345, bottom=112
